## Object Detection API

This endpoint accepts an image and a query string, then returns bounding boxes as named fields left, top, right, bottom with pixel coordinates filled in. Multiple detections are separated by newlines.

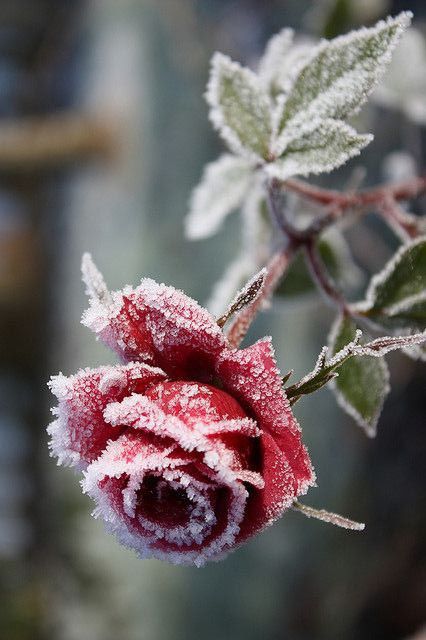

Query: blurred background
left=0, top=1, right=425, bottom=639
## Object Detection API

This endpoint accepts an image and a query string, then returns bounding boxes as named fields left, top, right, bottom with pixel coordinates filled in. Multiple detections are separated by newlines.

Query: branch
left=0, top=113, right=116, bottom=171
left=284, top=175, right=426, bottom=210
left=304, top=240, right=349, bottom=312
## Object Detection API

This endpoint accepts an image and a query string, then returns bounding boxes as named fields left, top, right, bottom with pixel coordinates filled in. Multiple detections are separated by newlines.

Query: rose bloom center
left=132, top=380, right=256, bottom=524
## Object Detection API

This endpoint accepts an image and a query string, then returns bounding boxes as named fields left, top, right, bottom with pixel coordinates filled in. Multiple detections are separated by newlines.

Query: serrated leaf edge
left=276, top=11, right=413, bottom=133
left=359, top=235, right=426, bottom=314
left=206, top=52, right=273, bottom=162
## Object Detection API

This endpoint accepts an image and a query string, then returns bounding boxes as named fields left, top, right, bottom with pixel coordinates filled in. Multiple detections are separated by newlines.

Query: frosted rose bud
left=48, top=255, right=314, bottom=566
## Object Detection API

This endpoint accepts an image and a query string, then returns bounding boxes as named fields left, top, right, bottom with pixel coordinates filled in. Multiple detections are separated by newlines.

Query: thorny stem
left=226, top=172, right=425, bottom=340
left=266, top=179, right=351, bottom=316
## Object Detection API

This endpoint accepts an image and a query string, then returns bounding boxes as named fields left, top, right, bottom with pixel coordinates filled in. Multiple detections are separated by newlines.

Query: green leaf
left=185, top=154, right=253, bottom=239
left=277, top=12, right=412, bottom=132
left=361, top=236, right=426, bottom=330
left=329, top=315, right=389, bottom=436
left=286, top=326, right=425, bottom=410
left=268, top=119, right=372, bottom=181
left=206, top=52, right=273, bottom=160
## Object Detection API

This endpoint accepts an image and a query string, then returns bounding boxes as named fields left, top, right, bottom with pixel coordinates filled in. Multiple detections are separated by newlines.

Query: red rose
left=48, top=255, right=314, bottom=566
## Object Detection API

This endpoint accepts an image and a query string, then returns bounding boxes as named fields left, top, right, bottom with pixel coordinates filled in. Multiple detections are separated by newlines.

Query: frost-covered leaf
left=206, top=52, right=273, bottom=160
left=276, top=12, right=412, bottom=133
left=185, top=154, right=253, bottom=239
left=216, top=268, right=266, bottom=327
left=276, top=228, right=362, bottom=298
left=258, top=30, right=314, bottom=96
left=360, top=236, right=426, bottom=330
left=207, top=254, right=257, bottom=318
left=329, top=314, right=389, bottom=436
left=286, top=320, right=425, bottom=418
left=258, top=28, right=294, bottom=89
left=207, top=183, right=270, bottom=316
left=268, top=119, right=372, bottom=180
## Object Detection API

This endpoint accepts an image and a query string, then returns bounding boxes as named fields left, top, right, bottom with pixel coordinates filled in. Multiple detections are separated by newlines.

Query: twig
left=378, top=196, right=422, bottom=240
left=304, top=240, right=349, bottom=313
left=283, top=175, right=426, bottom=212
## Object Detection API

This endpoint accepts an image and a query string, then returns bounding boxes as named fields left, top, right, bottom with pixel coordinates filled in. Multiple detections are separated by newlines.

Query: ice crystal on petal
left=82, top=271, right=228, bottom=377
left=48, top=362, right=167, bottom=467
left=218, top=338, right=315, bottom=494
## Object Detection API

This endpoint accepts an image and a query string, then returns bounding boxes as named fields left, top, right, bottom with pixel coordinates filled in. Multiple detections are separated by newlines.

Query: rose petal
left=236, top=431, right=296, bottom=543
left=104, top=393, right=259, bottom=487
left=82, top=279, right=227, bottom=378
left=82, top=438, right=249, bottom=566
left=48, top=362, right=167, bottom=466
left=217, top=338, right=315, bottom=493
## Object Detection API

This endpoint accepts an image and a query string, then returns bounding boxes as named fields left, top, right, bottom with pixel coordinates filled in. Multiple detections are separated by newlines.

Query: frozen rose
left=48, top=255, right=314, bottom=566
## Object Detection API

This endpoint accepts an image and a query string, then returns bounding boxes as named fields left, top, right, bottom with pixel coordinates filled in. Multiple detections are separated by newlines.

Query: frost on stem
left=293, top=501, right=365, bottom=531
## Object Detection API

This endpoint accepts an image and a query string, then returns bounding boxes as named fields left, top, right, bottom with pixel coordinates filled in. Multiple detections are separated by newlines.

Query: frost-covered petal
left=217, top=338, right=315, bottom=495
left=104, top=385, right=261, bottom=487
left=82, top=278, right=228, bottom=378
left=48, top=362, right=167, bottom=467
left=236, top=430, right=295, bottom=542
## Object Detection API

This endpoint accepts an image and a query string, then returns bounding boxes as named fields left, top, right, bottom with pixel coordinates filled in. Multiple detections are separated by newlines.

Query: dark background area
left=0, top=1, right=425, bottom=639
